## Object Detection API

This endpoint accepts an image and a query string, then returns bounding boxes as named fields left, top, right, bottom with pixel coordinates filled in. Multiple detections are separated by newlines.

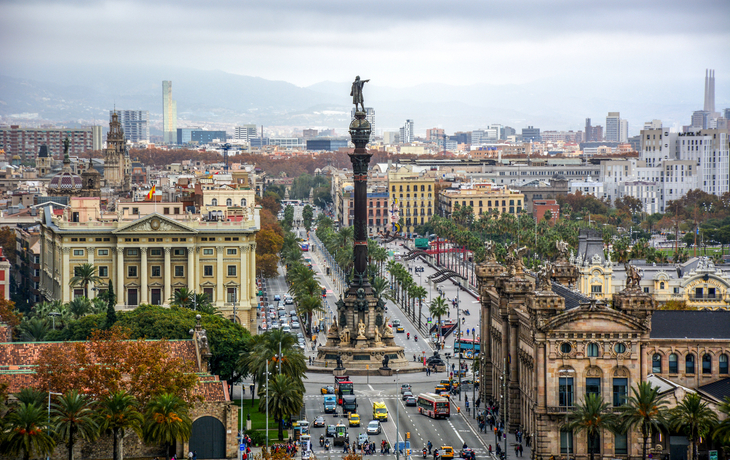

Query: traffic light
left=406, top=432, right=410, bottom=440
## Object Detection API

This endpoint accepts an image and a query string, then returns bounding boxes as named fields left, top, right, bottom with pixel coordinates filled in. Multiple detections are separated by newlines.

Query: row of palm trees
left=565, top=382, right=730, bottom=460
left=386, top=260, right=428, bottom=329
left=0, top=388, right=192, bottom=460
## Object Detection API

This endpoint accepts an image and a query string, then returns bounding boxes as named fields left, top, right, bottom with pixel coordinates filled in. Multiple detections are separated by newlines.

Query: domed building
left=48, top=138, right=83, bottom=196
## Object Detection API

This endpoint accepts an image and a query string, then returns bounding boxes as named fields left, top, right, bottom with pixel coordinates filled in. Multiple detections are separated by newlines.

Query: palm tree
left=52, top=390, right=100, bottom=460
left=90, top=297, right=108, bottom=315
left=259, top=374, right=304, bottom=441
left=98, top=391, right=144, bottom=460
left=169, top=287, right=193, bottom=309
left=713, top=396, right=730, bottom=446
left=429, top=296, right=449, bottom=339
left=14, top=387, right=47, bottom=407
left=669, top=393, right=718, bottom=460
left=617, top=382, right=669, bottom=460
left=19, top=317, right=50, bottom=341
left=411, top=285, right=428, bottom=329
left=565, top=393, right=618, bottom=460
left=297, top=295, right=324, bottom=334
left=371, top=277, right=392, bottom=302
left=69, top=263, right=101, bottom=298
left=67, top=296, right=92, bottom=319
left=142, top=393, right=192, bottom=459
left=2, top=402, right=56, bottom=460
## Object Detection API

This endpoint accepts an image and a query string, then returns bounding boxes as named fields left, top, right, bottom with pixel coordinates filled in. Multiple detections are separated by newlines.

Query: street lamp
left=48, top=312, right=61, bottom=330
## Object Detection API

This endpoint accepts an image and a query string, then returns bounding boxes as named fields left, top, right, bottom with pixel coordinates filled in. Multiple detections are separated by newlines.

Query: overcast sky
left=2, top=0, right=729, bottom=90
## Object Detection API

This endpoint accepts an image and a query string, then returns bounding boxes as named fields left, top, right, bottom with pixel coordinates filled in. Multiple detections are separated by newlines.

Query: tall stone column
left=187, top=246, right=195, bottom=293
left=164, top=247, right=171, bottom=306
left=140, top=247, right=148, bottom=305
left=116, top=247, right=124, bottom=306
left=86, top=246, right=95, bottom=299
left=249, top=243, right=256, bottom=304
left=216, top=245, right=224, bottom=307
left=348, top=111, right=372, bottom=293
left=62, top=247, right=71, bottom=303
left=240, top=246, right=248, bottom=306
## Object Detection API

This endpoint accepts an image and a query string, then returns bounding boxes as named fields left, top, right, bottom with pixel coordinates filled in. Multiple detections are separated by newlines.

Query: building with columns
left=38, top=196, right=260, bottom=332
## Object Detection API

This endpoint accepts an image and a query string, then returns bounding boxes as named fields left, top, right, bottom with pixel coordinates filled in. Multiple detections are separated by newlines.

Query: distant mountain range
left=0, top=65, right=725, bottom=135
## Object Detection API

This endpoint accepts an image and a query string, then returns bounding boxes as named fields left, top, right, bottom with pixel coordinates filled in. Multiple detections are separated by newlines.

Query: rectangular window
left=613, top=378, right=628, bottom=406
left=227, top=248, right=237, bottom=255
left=98, top=266, right=108, bottom=277
left=98, top=249, right=109, bottom=256
left=174, top=249, right=185, bottom=256
left=203, top=248, right=214, bottom=255
left=227, top=265, right=237, bottom=277
left=204, top=287, right=214, bottom=300
left=73, top=288, right=84, bottom=298
left=615, top=432, right=628, bottom=455
left=559, top=377, right=574, bottom=407
left=586, top=378, right=601, bottom=396
left=151, top=266, right=161, bottom=277
left=560, top=430, right=573, bottom=454
left=174, top=266, right=184, bottom=277
left=73, top=249, right=84, bottom=256
left=163, top=207, right=170, bottom=215
left=150, top=249, right=162, bottom=256
left=227, top=287, right=237, bottom=303
left=128, top=249, right=138, bottom=256
left=204, top=265, right=213, bottom=276
left=128, top=266, right=138, bottom=277
left=591, top=285, right=602, bottom=293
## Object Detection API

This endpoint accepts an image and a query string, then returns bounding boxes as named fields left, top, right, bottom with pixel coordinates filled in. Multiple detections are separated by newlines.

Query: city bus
left=335, top=375, right=354, bottom=405
left=300, top=242, right=309, bottom=251
left=417, top=393, right=450, bottom=419
left=454, top=338, right=480, bottom=359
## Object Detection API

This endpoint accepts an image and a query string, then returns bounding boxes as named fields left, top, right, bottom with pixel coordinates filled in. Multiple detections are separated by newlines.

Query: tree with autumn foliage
left=256, top=207, right=286, bottom=279
left=0, top=297, right=22, bottom=330
left=34, top=328, right=200, bottom=406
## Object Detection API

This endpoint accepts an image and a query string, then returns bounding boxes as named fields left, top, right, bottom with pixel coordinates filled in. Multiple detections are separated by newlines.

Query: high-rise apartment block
left=162, top=81, right=177, bottom=144
left=400, top=119, right=414, bottom=144
left=234, top=125, right=258, bottom=142
left=0, top=126, right=98, bottom=160
left=605, top=112, right=621, bottom=142
left=110, top=110, right=150, bottom=143
left=704, top=69, right=716, bottom=113
left=521, top=126, right=541, bottom=142
left=426, top=128, right=444, bottom=141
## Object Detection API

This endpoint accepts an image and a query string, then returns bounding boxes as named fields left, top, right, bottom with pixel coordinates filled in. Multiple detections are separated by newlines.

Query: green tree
left=142, top=393, right=192, bottom=459
left=296, top=295, right=324, bottom=335
left=98, top=391, right=144, bottom=460
left=67, top=296, right=92, bottom=319
left=259, top=374, right=304, bottom=441
left=19, top=317, right=50, bottom=341
left=14, top=387, right=47, bottom=407
left=428, top=296, right=449, bottom=338
left=169, top=287, right=194, bottom=309
left=617, top=382, right=669, bottom=460
left=669, top=393, right=718, bottom=460
left=104, top=280, right=117, bottom=327
left=52, top=390, right=100, bottom=460
left=302, top=205, right=314, bottom=231
left=68, top=263, right=101, bottom=299
left=2, top=402, right=56, bottom=460
left=565, top=393, right=618, bottom=460
left=713, top=396, right=730, bottom=446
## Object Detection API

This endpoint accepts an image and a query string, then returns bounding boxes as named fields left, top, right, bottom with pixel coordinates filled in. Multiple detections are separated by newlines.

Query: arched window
left=668, top=353, right=678, bottom=373
left=720, top=354, right=729, bottom=374
left=241, top=198, right=247, bottom=207
left=660, top=282, right=665, bottom=289
left=211, top=198, right=218, bottom=206
left=587, top=343, right=599, bottom=357
left=702, top=354, right=712, bottom=374
left=226, top=198, right=232, bottom=206
left=686, top=354, right=695, bottom=374
left=652, top=353, right=662, bottom=373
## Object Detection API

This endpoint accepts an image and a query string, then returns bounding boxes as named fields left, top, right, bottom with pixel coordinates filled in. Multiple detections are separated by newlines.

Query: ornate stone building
left=103, top=112, right=132, bottom=191
left=38, top=196, right=260, bottom=332
left=478, top=242, right=730, bottom=460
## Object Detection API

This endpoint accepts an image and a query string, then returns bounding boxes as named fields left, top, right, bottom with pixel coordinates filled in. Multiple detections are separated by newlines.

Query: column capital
left=116, top=247, right=124, bottom=253
left=164, top=247, right=171, bottom=254
left=216, top=245, right=224, bottom=252
left=140, top=246, right=148, bottom=254
left=62, top=247, right=70, bottom=254
left=86, top=247, right=95, bottom=253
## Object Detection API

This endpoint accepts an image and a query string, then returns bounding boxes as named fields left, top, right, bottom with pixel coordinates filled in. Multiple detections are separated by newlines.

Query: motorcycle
left=423, top=448, right=428, bottom=458
left=414, top=335, right=418, bottom=342
left=320, top=435, right=324, bottom=447
left=324, top=440, right=330, bottom=451
left=407, top=333, right=410, bottom=340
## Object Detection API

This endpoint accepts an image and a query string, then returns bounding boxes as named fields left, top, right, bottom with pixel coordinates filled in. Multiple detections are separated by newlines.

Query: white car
left=366, top=420, right=381, bottom=435
left=282, top=325, right=291, bottom=333
left=291, top=321, right=300, bottom=329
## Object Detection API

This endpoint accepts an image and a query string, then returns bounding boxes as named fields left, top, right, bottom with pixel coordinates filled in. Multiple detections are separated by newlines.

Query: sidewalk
left=451, top=401, right=533, bottom=460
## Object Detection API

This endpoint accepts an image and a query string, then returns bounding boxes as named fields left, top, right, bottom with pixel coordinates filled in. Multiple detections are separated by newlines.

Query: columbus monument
left=315, top=77, right=408, bottom=373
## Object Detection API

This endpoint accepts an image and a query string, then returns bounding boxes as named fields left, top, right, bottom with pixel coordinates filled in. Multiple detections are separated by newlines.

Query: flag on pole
left=147, top=185, right=156, bottom=200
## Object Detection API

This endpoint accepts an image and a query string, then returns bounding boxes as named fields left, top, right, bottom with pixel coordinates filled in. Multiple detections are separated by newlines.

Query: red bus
left=417, top=393, right=450, bottom=419
left=334, top=375, right=354, bottom=405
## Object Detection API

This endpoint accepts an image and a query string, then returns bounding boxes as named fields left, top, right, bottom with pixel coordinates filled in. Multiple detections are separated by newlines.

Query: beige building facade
left=439, top=183, right=524, bottom=219
left=38, top=199, right=260, bottom=331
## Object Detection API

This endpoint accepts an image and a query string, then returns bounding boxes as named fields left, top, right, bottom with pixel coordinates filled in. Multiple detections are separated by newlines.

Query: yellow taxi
left=435, top=384, right=448, bottom=395
left=440, top=446, right=454, bottom=459
left=348, top=412, right=360, bottom=427
left=396, top=326, right=405, bottom=333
